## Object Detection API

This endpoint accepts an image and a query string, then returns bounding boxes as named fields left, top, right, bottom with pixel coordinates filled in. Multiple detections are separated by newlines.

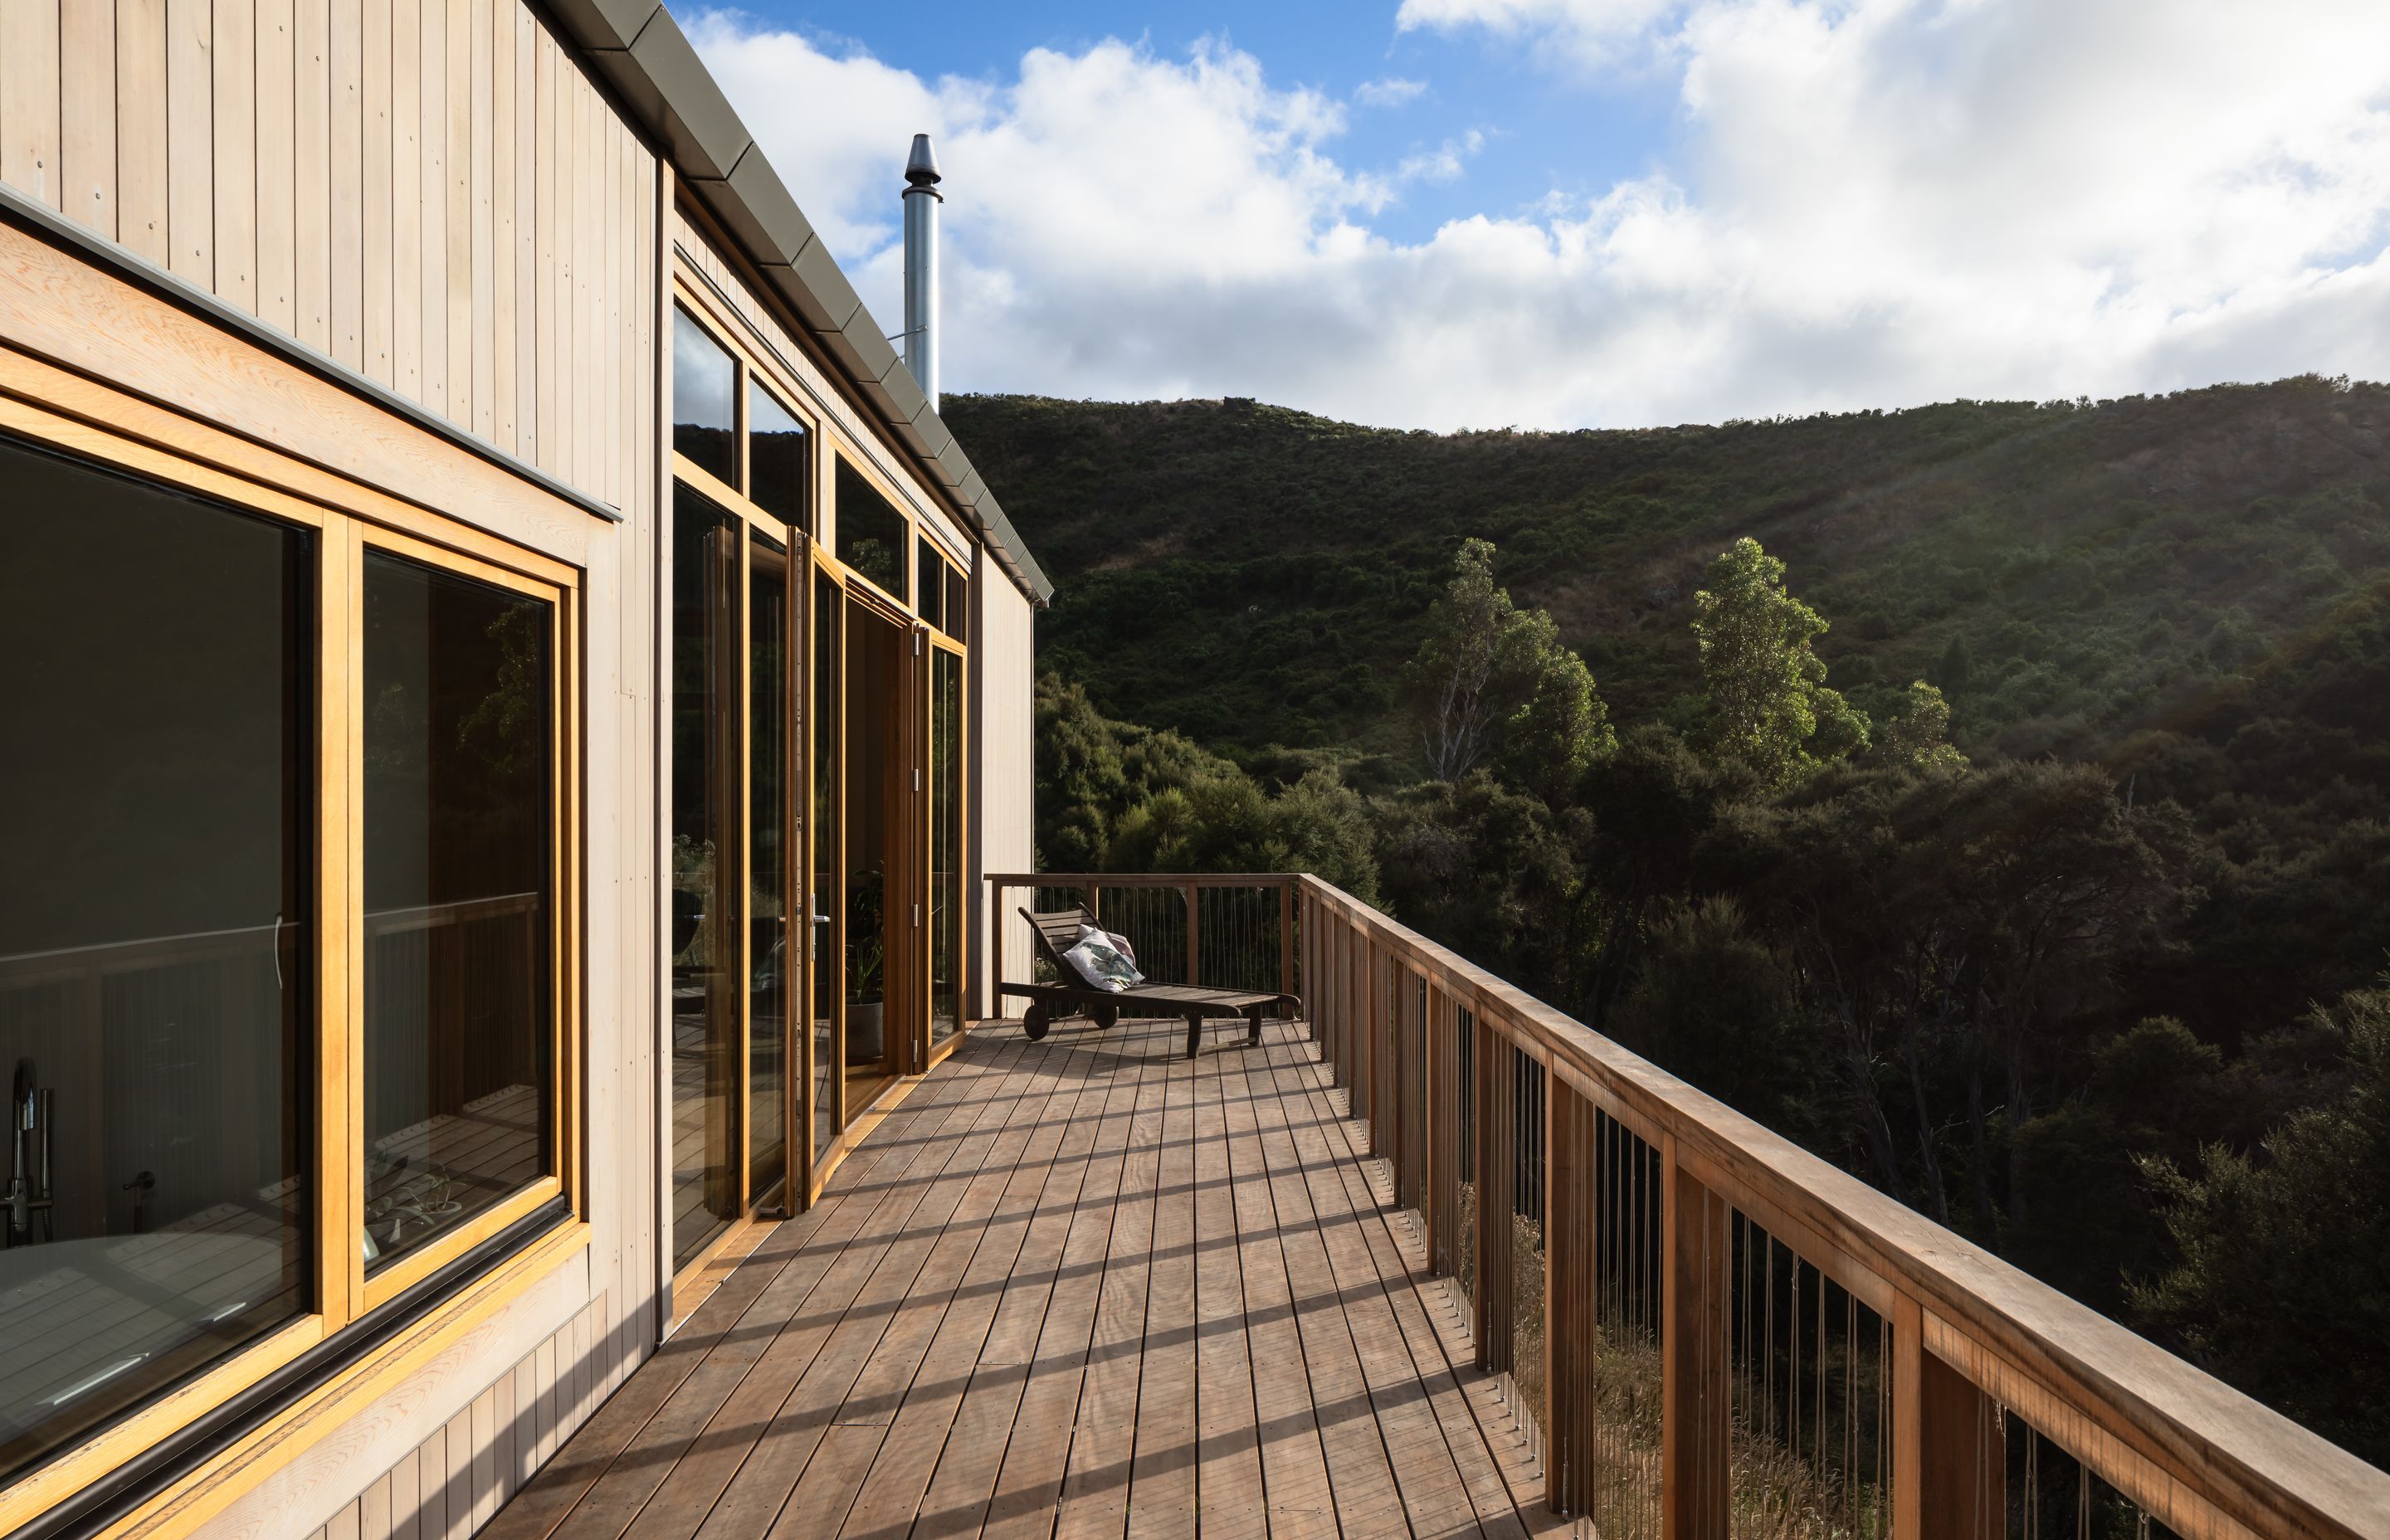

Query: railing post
left=1279, top=877, right=1294, bottom=1002
left=1428, top=988, right=1456, bottom=1276
left=1894, top=1294, right=1924, bottom=1540
left=1368, top=940, right=1386, bottom=1155
left=1479, top=1021, right=1511, bottom=1379
left=1184, top=882, right=1199, bottom=985
left=1662, top=1136, right=1729, bottom=1539
left=1545, top=1063, right=1568, bottom=1513
left=1546, top=1079, right=1588, bottom=1513
left=988, top=879, right=1004, bottom=1021
left=1919, top=1339, right=2006, bottom=1538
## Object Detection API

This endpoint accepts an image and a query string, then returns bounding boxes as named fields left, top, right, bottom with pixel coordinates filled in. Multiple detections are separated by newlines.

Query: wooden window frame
left=664, top=287, right=807, bottom=1298
left=670, top=270, right=968, bottom=628
left=0, top=351, right=588, bottom=1537
left=744, top=375, right=812, bottom=539
left=348, top=522, right=579, bottom=1316
left=666, top=270, right=979, bottom=1224
left=919, top=625, right=970, bottom=1076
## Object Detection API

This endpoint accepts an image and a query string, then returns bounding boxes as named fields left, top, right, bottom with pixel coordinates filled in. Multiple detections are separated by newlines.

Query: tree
left=1877, top=680, right=1968, bottom=773
left=1608, top=896, right=1820, bottom=1135
left=1692, top=537, right=1870, bottom=785
left=1936, top=635, right=1974, bottom=692
left=1372, top=772, right=1592, bottom=1001
left=2132, top=980, right=2390, bottom=1467
left=1500, top=632, right=1615, bottom=805
left=1405, top=539, right=1539, bottom=781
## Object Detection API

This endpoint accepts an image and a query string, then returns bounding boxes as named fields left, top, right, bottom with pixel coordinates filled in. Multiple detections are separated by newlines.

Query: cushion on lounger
left=1065, top=926, right=1144, bottom=992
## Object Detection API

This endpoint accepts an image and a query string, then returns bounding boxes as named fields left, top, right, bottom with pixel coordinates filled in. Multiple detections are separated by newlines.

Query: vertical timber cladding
left=1, top=0, right=655, bottom=514
left=0, top=0, right=666, bottom=1534
left=975, top=560, right=1036, bottom=1018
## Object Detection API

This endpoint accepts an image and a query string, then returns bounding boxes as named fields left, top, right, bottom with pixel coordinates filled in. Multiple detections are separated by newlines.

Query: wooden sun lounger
left=997, top=906, right=1300, bottom=1059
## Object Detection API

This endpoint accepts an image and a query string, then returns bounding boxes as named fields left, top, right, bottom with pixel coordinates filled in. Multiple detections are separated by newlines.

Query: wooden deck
left=488, top=1015, right=1571, bottom=1540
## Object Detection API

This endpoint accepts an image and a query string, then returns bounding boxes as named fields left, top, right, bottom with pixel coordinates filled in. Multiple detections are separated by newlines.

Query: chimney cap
left=905, top=133, right=941, bottom=188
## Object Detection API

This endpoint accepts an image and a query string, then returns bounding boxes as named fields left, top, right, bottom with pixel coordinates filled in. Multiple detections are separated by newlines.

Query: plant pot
left=846, top=1002, right=884, bottom=1063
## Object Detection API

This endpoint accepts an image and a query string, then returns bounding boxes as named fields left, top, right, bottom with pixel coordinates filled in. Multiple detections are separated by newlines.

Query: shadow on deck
left=486, top=1016, right=1570, bottom=1540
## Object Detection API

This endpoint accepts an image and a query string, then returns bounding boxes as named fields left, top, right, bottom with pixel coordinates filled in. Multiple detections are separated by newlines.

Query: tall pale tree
left=1406, top=539, right=1532, bottom=781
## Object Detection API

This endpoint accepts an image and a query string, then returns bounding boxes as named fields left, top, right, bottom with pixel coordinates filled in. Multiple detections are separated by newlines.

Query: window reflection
left=0, top=439, right=310, bottom=1486
left=811, top=571, right=842, bottom=1166
left=749, top=532, right=788, bottom=1201
left=673, top=305, right=738, bottom=486
left=749, top=383, right=808, bottom=532
left=359, top=551, right=554, bottom=1273
left=916, top=536, right=943, bottom=631
left=834, top=456, right=907, bottom=600
left=931, top=649, right=962, bottom=1047
left=671, top=488, right=742, bottom=1267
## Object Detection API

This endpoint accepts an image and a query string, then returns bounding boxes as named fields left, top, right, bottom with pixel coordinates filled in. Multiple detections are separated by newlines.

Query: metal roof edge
left=542, top=0, right=1051, bottom=606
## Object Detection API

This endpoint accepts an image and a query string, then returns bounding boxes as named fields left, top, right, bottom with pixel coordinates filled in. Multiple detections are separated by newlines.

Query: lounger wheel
left=1022, top=1002, right=1051, bottom=1041
left=1093, top=1003, right=1120, bottom=1031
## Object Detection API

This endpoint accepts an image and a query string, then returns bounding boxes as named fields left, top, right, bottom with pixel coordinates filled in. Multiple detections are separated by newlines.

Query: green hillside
left=952, top=379, right=2390, bottom=1463
left=949, top=378, right=2390, bottom=792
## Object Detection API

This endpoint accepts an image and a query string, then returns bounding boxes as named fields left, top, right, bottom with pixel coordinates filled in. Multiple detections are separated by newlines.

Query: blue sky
left=687, top=0, right=2390, bottom=431
left=747, top=1, right=1680, bottom=248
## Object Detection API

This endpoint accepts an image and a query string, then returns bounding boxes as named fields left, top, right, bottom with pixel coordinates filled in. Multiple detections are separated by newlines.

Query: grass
left=1450, top=1185, right=1886, bottom=1538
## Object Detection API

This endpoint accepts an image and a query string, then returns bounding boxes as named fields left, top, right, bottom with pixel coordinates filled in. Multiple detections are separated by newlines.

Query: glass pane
left=915, top=536, right=942, bottom=631
left=844, top=607, right=898, bottom=1104
left=672, top=305, right=737, bottom=487
left=810, top=570, right=842, bottom=1162
left=749, top=533, right=788, bottom=1201
left=946, top=563, right=967, bottom=641
left=0, top=440, right=311, bottom=1487
left=360, top=549, right=554, bottom=1274
left=671, top=486, right=742, bottom=1269
left=749, top=383, right=808, bottom=532
left=931, top=649, right=962, bottom=1047
left=833, top=456, right=906, bottom=601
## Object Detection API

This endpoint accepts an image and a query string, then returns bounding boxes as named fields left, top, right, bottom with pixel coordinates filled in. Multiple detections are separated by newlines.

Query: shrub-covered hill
left=947, top=378, right=2390, bottom=806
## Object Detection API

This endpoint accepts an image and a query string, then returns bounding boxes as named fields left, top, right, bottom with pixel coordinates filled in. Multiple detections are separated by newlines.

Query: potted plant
left=846, top=871, right=885, bottom=1061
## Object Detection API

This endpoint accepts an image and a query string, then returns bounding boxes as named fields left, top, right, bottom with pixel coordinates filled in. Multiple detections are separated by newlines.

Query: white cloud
left=1394, top=0, right=1680, bottom=66
left=687, top=1, right=2390, bottom=432
left=1356, top=76, right=1430, bottom=108
left=1397, top=129, right=1487, bottom=184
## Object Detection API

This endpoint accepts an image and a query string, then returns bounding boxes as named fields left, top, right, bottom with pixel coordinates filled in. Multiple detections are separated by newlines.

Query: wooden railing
left=995, top=872, right=2390, bottom=1538
left=984, top=872, right=1296, bottom=1000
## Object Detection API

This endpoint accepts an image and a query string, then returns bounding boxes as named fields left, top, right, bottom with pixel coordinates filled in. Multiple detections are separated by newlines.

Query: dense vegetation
left=953, top=377, right=2390, bottom=1466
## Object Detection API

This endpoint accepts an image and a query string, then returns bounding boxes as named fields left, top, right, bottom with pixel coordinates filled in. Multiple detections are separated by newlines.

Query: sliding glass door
left=667, top=279, right=977, bottom=1226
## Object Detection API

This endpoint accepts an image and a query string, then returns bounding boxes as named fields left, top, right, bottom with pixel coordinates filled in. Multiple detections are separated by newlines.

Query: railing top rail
left=1287, top=872, right=2390, bottom=1540
left=984, top=872, right=1296, bottom=889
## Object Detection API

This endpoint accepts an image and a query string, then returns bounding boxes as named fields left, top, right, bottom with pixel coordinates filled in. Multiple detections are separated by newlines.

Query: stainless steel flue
left=901, top=133, right=941, bottom=411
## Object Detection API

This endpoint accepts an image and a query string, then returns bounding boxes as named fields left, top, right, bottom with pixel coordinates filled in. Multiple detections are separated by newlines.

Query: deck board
left=495, top=1019, right=1565, bottom=1540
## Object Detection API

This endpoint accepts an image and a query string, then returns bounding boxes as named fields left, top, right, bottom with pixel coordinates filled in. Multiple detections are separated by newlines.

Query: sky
left=685, top=0, right=2390, bottom=432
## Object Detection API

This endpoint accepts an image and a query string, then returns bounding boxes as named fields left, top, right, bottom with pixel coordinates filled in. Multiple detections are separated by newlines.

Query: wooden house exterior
left=0, top=1, right=1050, bottom=1533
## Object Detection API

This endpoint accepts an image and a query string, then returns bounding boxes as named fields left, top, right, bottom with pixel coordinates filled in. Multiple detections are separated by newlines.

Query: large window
left=834, top=456, right=908, bottom=602
left=672, top=305, right=739, bottom=486
left=0, top=428, right=577, bottom=1507
left=749, top=383, right=810, bottom=533
left=360, top=553, right=555, bottom=1277
left=0, top=445, right=312, bottom=1489
left=665, top=289, right=817, bottom=1280
left=671, top=485, right=744, bottom=1269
